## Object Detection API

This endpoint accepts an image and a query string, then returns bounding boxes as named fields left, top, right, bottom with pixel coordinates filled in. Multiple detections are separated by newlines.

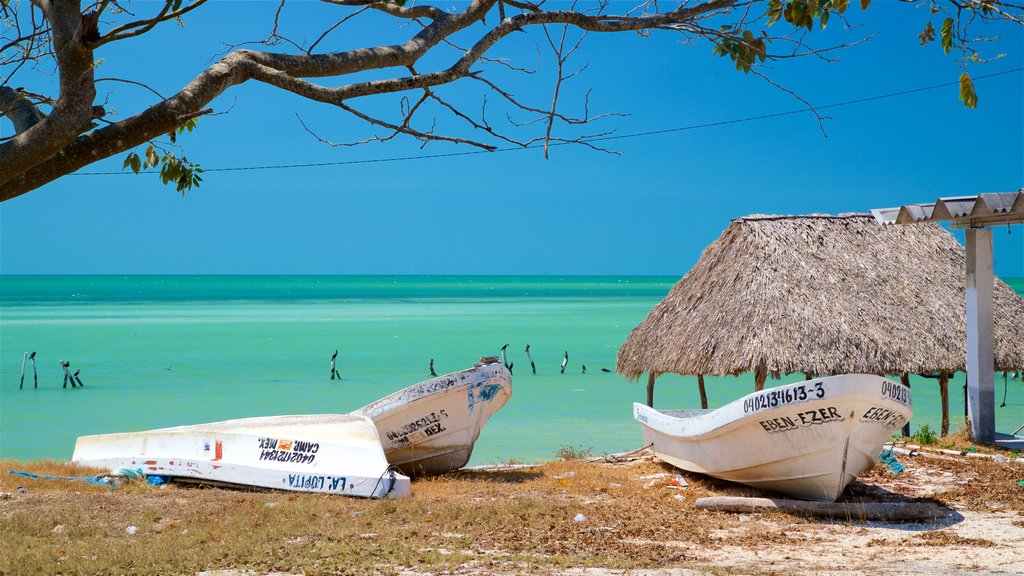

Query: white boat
left=352, top=358, right=512, bottom=476
left=72, top=414, right=411, bottom=498
left=634, top=373, right=912, bottom=502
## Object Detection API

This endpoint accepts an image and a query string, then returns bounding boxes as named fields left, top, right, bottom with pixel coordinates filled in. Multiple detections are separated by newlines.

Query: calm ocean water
left=2, top=275, right=1022, bottom=465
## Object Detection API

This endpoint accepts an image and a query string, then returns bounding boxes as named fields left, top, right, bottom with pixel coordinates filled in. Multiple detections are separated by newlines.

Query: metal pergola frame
left=871, top=189, right=1023, bottom=445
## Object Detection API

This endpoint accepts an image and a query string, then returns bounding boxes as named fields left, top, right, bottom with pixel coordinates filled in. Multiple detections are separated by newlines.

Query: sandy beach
left=3, top=440, right=1022, bottom=576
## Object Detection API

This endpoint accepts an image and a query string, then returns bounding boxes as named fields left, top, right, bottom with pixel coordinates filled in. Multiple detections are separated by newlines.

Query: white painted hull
left=352, top=361, right=512, bottom=476
left=635, top=374, right=912, bottom=502
left=72, top=414, right=411, bottom=498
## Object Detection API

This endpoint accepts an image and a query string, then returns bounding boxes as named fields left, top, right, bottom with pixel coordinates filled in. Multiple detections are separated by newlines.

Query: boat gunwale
left=634, top=374, right=912, bottom=441
left=352, top=362, right=511, bottom=420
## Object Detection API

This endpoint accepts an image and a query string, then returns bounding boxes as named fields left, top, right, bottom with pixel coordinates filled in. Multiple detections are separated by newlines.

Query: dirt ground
left=2, top=444, right=1023, bottom=576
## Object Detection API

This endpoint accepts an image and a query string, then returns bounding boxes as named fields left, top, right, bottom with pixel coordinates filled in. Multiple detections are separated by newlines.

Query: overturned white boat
left=635, top=373, right=912, bottom=502
left=352, top=358, right=512, bottom=476
left=72, top=414, right=411, bottom=498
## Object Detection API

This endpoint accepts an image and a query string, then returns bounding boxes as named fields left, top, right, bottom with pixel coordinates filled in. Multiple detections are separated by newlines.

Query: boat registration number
left=743, top=382, right=824, bottom=414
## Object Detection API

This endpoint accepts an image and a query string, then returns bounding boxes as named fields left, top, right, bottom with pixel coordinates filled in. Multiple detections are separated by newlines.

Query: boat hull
left=635, top=374, right=912, bottom=502
left=353, top=361, right=512, bottom=476
left=72, top=414, right=411, bottom=498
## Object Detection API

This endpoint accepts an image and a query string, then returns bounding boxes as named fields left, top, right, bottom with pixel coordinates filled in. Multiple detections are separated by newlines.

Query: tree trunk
left=939, top=371, right=950, bottom=436
left=901, top=373, right=912, bottom=437
left=646, top=373, right=657, bottom=408
left=697, top=374, right=708, bottom=409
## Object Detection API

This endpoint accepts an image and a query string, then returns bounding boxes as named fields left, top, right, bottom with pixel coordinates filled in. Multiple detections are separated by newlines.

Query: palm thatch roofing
left=617, top=214, right=1024, bottom=380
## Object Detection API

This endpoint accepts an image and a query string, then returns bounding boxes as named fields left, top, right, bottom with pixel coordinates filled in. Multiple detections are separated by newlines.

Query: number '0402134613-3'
left=742, top=382, right=825, bottom=414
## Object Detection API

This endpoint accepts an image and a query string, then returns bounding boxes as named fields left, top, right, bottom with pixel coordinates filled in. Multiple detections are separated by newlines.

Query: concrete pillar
left=965, top=228, right=995, bottom=443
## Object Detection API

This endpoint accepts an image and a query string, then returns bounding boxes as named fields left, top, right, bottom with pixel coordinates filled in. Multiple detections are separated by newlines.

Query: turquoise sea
left=2, top=276, right=1022, bottom=465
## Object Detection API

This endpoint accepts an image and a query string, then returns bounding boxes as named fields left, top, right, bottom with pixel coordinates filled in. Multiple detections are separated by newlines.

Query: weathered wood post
left=697, top=374, right=708, bottom=410
left=19, top=352, right=27, bottom=389
left=646, top=373, right=657, bottom=407
left=901, top=373, right=912, bottom=438
left=754, top=367, right=767, bottom=392
left=939, top=371, right=949, bottom=436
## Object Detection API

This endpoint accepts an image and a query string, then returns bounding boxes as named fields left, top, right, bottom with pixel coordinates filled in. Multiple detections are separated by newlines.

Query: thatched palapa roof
left=617, top=214, right=1024, bottom=380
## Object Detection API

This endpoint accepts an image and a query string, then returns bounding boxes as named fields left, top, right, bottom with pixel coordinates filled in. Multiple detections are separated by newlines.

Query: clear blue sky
left=1, top=1, right=1022, bottom=276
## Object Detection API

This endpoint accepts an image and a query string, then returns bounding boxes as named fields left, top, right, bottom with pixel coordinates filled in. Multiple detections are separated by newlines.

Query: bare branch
left=90, top=0, right=210, bottom=48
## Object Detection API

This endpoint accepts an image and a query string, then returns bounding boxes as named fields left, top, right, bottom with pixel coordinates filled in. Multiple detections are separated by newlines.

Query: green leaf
left=940, top=18, right=954, bottom=54
left=129, top=154, right=141, bottom=174
left=145, top=145, right=159, bottom=168
left=176, top=117, right=199, bottom=135
left=959, top=72, right=977, bottom=108
left=766, top=0, right=784, bottom=26
left=834, top=0, right=849, bottom=15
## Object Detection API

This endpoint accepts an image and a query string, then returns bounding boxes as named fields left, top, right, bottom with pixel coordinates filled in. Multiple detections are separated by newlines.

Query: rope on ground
left=8, top=469, right=121, bottom=488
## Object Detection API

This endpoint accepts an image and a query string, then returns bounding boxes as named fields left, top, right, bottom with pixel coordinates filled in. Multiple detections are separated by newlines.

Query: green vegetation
left=912, top=423, right=939, bottom=446
left=555, top=444, right=595, bottom=461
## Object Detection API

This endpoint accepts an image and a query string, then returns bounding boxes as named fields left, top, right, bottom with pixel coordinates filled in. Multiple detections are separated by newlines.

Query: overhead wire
left=71, top=67, right=1024, bottom=177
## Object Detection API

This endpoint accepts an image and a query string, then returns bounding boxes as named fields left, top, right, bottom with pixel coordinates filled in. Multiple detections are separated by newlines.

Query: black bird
left=601, top=368, right=612, bottom=373
left=73, top=369, right=84, bottom=387
left=429, top=358, right=437, bottom=377
left=581, top=364, right=587, bottom=374
left=30, top=352, right=37, bottom=388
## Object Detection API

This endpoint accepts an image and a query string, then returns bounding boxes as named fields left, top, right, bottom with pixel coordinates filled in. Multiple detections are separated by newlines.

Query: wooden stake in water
left=330, top=350, right=341, bottom=380
left=500, top=344, right=509, bottom=369
left=73, top=369, right=84, bottom=387
left=560, top=351, right=568, bottom=374
left=525, top=344, right=536, bottom=374
left=60, top=360, right=70, bottom=389
left=20, top=352, right=27, bottom=389
left=30, top=352, right=37, bottom=388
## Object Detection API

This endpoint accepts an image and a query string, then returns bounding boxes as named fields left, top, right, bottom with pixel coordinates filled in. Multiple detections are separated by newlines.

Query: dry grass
left=2, top=442, right=1023, bottom=576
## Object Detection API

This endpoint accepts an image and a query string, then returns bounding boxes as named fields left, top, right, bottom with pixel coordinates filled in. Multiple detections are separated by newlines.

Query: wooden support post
left=697, top=374, right=708, bottom=410
left=939, top=372, right=949, bottom=436
left=646, top=373, right=657, bottom=408
left=901, top=373, right=912, bottom=438
left=965, top=228, right=995, bottom=443
left=754, top=369, right=767, bottom=392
